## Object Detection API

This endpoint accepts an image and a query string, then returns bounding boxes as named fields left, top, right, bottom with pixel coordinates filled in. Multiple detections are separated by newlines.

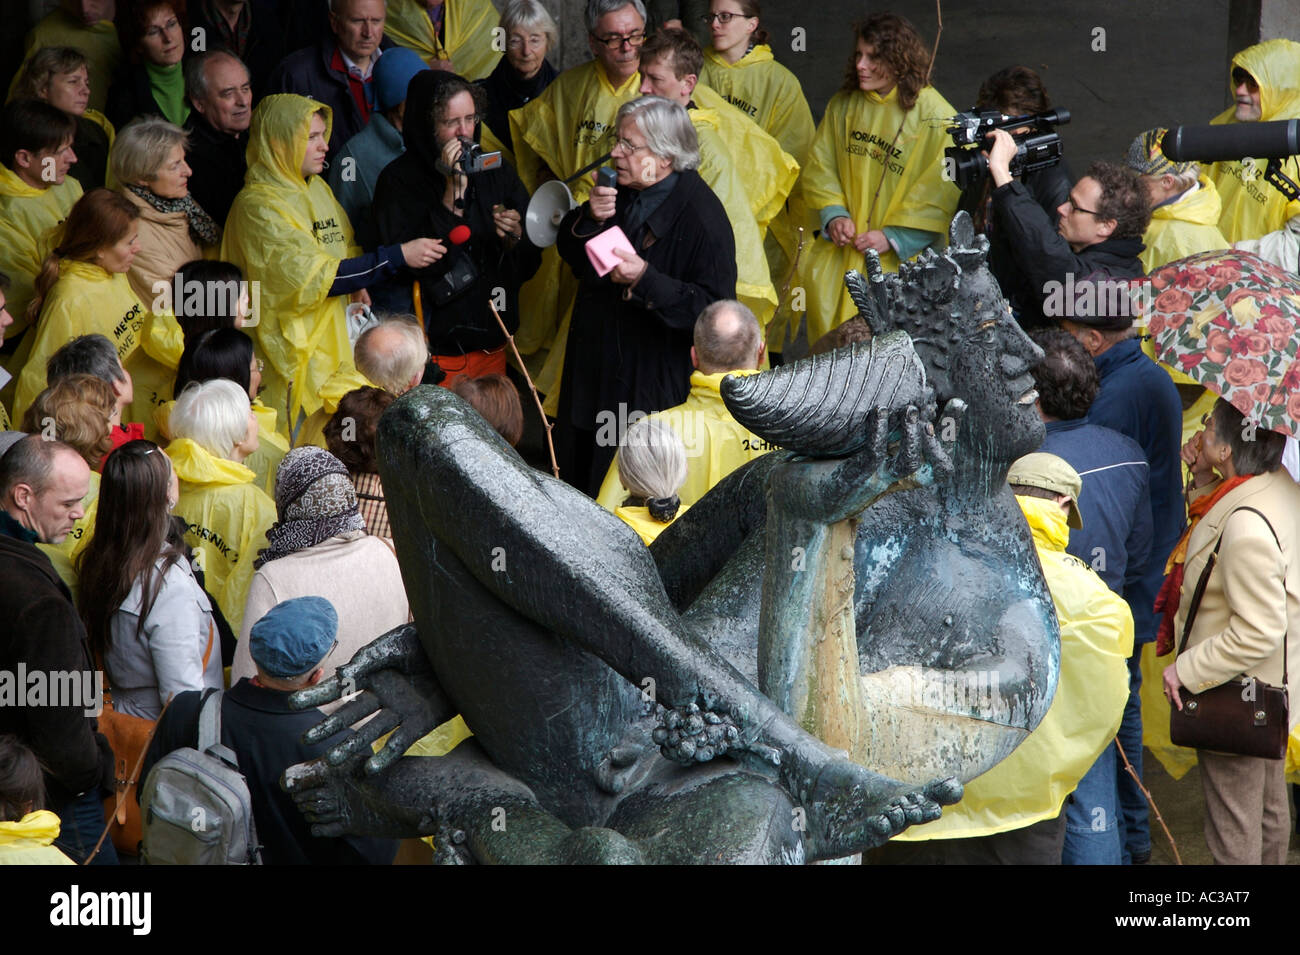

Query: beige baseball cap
left=1007, top=452, right=1084, bottom=529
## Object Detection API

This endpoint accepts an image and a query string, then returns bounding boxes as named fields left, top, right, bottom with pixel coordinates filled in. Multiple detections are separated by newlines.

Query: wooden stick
left=769, top=225, right=807, bottom=343
left=491, top=301, right=559, bottom=478
left=1115, top=737, right=1182, bottom=865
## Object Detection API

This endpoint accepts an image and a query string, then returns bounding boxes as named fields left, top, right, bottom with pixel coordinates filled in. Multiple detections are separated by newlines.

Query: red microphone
left=449, top=224, right=471, bottom=245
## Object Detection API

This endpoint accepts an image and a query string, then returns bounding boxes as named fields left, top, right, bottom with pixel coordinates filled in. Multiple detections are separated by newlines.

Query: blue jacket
left=1086, top=337, right=1187, bottom=643
left=327, top=112, right=404, bottom=251
left=1042, top=418, right=1154, bottom=603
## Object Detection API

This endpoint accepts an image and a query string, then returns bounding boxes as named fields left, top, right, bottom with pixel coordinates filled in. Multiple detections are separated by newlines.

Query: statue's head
left=846, top=212, right=1045, bottom=466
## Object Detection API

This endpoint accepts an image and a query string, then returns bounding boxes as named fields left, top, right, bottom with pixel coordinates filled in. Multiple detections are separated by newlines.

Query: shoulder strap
left=1178, top=505, right=1288, bottom=686
left=197, top=687, right=223, bottom=753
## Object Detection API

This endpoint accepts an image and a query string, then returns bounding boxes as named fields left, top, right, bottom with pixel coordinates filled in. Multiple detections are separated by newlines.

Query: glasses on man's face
left=701, top=12, right=750, bottom=25
left=612, top=137, right=649, bottom=154
left=1231, top=67, right=1259, bottom=92
left=439, top=113, right=481, bottom=130
left=591, top=31, right=645, bottom=49
left=1066, top=195, right=1100, bottom=217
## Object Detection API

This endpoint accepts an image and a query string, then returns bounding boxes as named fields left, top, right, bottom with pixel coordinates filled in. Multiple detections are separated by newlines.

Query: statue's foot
left=800, top=760, right=962, bottom=860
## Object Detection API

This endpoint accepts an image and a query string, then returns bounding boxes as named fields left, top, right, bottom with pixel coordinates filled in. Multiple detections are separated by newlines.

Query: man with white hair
left=555, top=95, right=736, bottom=495
left=0, top=435, right=115, bottom=864
left=595, top=299, right=767, bottom=510
left=294, top=313, right=428, bottom=449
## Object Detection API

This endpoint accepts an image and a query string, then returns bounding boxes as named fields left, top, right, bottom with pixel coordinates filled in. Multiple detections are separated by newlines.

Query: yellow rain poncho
left=222, top=95, right=361, bottom=430
left=691, top=84, right=798, bottom=236
left=595, top=370, right=768, bottom=511
left=127, top=306, right=186, bottom=442
left=1209, top=39, right=1300, bottom=244
left=799, top=85, right=960, bottom=344
left=693, top=123, right=777, bottom=332
left=157, top=397, right=288, bottom=495
left=383, top=0, right=501, bottom=79
left=700, top=45, right=815, bottom=166
left=37, top=469, right=98, bottom=603
left=166, top=436, right=276, bottom=635
left=293, top=364, right=373, bottom=451
left=14, top=259, right=146, bottom=427
left=615, top=503, right=689, bottom=546
left=896, top=496, right=1133, bottom=840
left=0, top=165, right=82, bottom=402
left=11, top=10, right=121, bottom=114
left=0, top=810, right=75, bottom=865
left=509, top=61, right=639, bottom=393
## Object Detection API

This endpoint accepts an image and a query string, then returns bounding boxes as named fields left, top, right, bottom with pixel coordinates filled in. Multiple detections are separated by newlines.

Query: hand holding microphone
left=401, top=237, right=447, bottom=269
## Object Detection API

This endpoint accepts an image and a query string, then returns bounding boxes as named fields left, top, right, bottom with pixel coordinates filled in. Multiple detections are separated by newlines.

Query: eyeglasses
left=612, top=137, right=651, bottom=154
left=145, top=17, right=179, bottom=39
left=701, top=12, right=752, bottom=24
left=590, top=31, right=645, bottom=48
left=1066, top=195, right=1100, bottom=216
left=1231, top=67, right=1259, bottom=91
left=507, top=33, right=546, bottom=50
left=438, top=113, right=481, bottom=129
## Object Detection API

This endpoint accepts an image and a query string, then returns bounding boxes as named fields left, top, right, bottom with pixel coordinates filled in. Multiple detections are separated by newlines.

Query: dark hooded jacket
left=371, top=70, right=541, bottom=356
left=475, top=55, right=558, bottom=157
left=991, top=177, right=1146, bottom=329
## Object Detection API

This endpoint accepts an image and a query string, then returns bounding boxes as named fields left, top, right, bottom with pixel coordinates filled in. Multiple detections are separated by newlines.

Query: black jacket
left=184, top=112, right=249, bottom=226
left=267, top=37, right=395, bottom=160
left=105, top=63, right=169, bottom=129
left=70, top=114, right=110, bottom=192
left=184, top=0, right=285, bottom=97
left=371, top=70, right=541, bottom=355
left=991, top=178, right=1146, bottom=329
left=475, top=55, right=558, bottom=157
left=555, top=168, right=737, bottom=493
left=0, top=517, right=115, bottom=807
left=143, top=680, right=397, bottom=865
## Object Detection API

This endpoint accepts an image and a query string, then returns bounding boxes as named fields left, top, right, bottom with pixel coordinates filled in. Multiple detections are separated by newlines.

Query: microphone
left=1162, top=120, right=1300, bottom=163
left=449, top=224, right=471, bottom=245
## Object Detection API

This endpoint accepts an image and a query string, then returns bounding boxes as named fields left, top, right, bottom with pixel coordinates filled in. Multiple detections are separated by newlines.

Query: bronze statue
left=283, top=214, right=1059, bottom=863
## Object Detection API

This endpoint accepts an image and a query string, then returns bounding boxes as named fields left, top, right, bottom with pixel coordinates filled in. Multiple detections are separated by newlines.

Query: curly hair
left=1028, top=327, right=1098, bottom=421
left=21, top=374, right=117, bottom=467
left=1086, top=161, right=1152, bottom=242
left=841, top=12, right=931, bottom=110
left=976, top=65, right=1051, bottom=117
left=325, top=386, right=396, bottom=473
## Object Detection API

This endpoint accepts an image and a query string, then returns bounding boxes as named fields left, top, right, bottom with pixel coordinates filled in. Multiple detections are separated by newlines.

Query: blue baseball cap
left=248, top=596, right=338, bottom=677
left=373, top=47, right=431, bottom=112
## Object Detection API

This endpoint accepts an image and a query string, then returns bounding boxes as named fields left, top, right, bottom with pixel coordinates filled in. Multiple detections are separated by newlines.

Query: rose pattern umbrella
left=1146, top=249, right=1300, bottom=439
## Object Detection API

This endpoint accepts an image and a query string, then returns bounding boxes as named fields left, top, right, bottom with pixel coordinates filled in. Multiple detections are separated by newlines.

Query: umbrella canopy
left=1147, top=249, right=1300, bottom=438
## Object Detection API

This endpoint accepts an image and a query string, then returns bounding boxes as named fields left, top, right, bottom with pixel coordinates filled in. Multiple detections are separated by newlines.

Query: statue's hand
left=282, top=754, right=442, bottom=841
left=772, top=401, right=962, bottom=524
left=290, top=624, right=443, bottom=776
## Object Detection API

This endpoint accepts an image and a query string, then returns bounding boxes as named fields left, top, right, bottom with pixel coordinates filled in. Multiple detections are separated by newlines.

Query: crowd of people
left=0, top=0, right=1297, bottom=866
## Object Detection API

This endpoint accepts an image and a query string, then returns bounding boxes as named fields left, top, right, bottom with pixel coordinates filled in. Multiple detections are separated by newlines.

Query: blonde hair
left=21, top=374, right=117, bottom=468
left=110, top=115, right=189, bottom=186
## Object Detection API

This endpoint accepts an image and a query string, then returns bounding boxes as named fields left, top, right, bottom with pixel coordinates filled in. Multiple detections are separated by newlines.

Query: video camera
left=1161, top=120, right=1300, bottom=200
left=457, top=137, right=503, bottom=174
left=944, top=108, right=1071, bottom=190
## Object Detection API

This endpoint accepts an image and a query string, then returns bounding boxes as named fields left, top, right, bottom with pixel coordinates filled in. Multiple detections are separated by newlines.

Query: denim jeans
left=52, top=791, right=118, bottom=865
left=1116, top=651, right=1150, bottom=862
left=1063, top=741, right=1124, bottom=864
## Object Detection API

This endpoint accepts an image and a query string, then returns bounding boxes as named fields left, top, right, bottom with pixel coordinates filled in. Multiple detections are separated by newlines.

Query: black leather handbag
left=1169, top=506, right=1290, bottom=759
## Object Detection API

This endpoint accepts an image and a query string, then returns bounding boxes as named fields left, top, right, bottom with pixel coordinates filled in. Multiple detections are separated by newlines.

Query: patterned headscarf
left=255, top=447, right=365, bottom=568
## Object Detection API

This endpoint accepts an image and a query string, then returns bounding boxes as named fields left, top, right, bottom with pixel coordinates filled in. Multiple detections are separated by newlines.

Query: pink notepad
left=586, top=226, right=636, bottom=277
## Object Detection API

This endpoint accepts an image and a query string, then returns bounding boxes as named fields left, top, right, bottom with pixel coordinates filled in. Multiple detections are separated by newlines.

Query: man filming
left=986, top=128, right=1151, bottom=329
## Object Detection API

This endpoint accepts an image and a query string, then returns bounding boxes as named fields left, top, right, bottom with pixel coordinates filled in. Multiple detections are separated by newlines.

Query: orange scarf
left=1153, top=474, right=1253, bottom=655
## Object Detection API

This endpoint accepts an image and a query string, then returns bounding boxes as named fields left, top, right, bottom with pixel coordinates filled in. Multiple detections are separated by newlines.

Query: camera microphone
left=1162, top=119, right=1300, bottom=162
left=450, top=224, right=472, bottom=245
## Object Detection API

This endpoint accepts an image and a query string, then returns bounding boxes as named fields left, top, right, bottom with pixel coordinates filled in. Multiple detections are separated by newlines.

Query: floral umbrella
left=1146, top=249, right=1300, bottom=438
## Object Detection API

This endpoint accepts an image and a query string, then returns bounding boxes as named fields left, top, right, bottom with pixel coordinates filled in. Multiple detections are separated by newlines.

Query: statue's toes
left=926, top=776, right=964, bottom=806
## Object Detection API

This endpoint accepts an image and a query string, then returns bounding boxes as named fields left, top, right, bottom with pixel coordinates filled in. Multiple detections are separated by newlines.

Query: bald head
left=692, top=300, right=763, bottom=374
left=355, top=316, right=429, bottom=395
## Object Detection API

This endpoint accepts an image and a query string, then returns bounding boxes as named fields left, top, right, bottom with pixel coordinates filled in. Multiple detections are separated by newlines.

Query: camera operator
left=957, top=66, right=1072, bottom=321
left=987, top=128, right=1151, bottom=329
left=372, top=70, right=541, bottom=387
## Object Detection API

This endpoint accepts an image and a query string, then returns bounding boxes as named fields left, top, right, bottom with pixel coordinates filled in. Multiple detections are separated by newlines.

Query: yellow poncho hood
left=0, top=811, right=75, bottom=864
left=383, top=0, right=501, bottom=79
left=221, top=95, right=360, bottom=426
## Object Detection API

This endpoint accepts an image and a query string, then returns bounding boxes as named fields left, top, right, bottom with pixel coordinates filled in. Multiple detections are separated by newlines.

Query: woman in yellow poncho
left=699, top=0, right=814, bottom=166
left=798, top=13, right=960, bottom=344
left=13, top=188, right=159, bottom=429
left=166, top=377, right=276, bottom=635
left=221, top=94, right=437, bottom=437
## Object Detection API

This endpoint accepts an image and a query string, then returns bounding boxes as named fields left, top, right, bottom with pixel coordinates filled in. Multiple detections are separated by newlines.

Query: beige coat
left=123, top=187, right=206, bottom=310
left=1174, top=468, right=1300, bottom=728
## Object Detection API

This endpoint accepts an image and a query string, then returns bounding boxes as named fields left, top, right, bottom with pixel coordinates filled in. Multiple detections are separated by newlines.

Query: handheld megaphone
left=525, top=180, right=577, bottom=247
